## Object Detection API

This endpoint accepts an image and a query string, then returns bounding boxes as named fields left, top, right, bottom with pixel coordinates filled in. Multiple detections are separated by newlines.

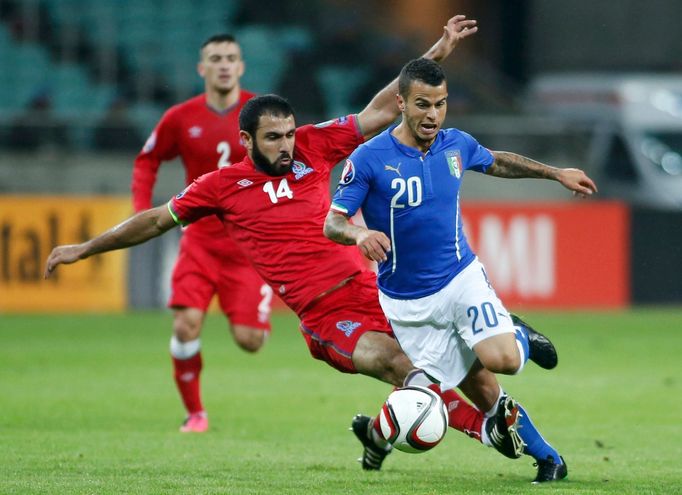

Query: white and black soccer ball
left=379, top=386, right=448, bottom=453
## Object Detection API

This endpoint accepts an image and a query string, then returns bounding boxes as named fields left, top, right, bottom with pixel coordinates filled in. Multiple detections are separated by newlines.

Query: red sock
left=172, top=352, right=204, bottom=414
left=428, top=385, right=484, bottom=442
left=372, top=412, right=385, bottom=438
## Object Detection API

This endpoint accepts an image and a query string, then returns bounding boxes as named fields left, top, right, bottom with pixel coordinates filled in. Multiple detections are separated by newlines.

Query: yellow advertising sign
left=0, top=196, right=131, bottom=313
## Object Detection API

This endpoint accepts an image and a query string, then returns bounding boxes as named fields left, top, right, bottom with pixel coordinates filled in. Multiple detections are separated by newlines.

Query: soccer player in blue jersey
left=325, top=57, right=598, bottom=483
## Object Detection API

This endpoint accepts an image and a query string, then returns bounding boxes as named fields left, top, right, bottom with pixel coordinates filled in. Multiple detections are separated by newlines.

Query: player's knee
left=173, top=318, right=201, bottom=342
left=353, top=333, right=411, bottom=386
left=232, top=326, right=266, bottom=353
left=479, top=348, right=520, bottom=375
left=381, top=349, right=413, bottom=385
left=475, top=334, right=521, bottom=375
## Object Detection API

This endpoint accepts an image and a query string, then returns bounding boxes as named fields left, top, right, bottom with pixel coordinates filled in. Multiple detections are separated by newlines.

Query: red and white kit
left=132, top=91, right=271, bottom=327
left=170, top=115, right=392, bottom=371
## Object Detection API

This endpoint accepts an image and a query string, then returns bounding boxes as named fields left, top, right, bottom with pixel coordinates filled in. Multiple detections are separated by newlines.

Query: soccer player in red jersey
left=131, top=34, right=271, bottom=433
left=46, top=16, right=535, bottom=478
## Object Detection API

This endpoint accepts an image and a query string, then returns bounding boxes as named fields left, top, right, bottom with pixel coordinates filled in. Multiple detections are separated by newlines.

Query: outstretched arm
left=487, top=151, right=598, bottom=198
left=324, top=210, right=392, bottom=262
left=45, top=205, right=177, bottom=278
left=356, top=14, right=478, bottom=139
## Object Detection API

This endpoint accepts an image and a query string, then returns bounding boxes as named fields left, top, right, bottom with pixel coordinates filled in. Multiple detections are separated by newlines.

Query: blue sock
left=517, top=403, right=562, bottom=464
left=515, top=326, right=530, bottom=366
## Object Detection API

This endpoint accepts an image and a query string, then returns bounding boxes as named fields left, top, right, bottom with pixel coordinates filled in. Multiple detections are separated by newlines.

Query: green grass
left=1, top=309, right=681, bottom=494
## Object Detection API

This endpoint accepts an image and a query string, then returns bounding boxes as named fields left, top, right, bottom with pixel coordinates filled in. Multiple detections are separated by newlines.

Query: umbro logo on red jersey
left=237, top=179, right=253, bottom=188
left=188, top=126, right=203, bottom=138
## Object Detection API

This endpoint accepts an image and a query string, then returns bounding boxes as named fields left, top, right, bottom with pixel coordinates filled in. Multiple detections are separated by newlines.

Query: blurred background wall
left=1, top=0, right=681, bottom=310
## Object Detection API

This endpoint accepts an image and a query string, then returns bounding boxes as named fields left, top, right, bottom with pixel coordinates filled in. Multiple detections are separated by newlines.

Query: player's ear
left=239, top=130, right=253, bottom=151
left=397, top=94, right=406, bottom=113
left=197, top=61, right=206, bottom=78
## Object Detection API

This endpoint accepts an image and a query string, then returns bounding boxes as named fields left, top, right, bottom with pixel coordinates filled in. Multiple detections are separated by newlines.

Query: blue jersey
left=331, top=126, right=494, bottom=299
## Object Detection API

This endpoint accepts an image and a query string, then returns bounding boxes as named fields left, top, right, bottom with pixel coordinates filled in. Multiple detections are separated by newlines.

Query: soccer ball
left=379, top=386, right=448, bottom=453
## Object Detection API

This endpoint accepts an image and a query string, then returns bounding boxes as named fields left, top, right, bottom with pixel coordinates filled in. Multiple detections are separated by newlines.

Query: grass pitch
left=1, top=309, right=681, bottom=494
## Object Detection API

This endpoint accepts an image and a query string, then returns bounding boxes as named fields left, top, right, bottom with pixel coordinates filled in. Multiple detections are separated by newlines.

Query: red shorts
left=299, top=271, right=393, bottom=373
left=169, top=232, right=272, bottom=330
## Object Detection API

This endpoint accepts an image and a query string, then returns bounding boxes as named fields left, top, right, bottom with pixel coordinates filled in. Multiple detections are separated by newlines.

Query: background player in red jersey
left=46, top=16, right=534, bottom=479
left=131, top=34, right=272, bottom=433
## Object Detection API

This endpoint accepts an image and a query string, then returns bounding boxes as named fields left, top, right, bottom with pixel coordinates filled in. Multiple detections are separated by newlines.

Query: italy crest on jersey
left=339, top=159, right=355, bottom=185
left=292, top=160, right=314, bottom=180
left=445, top=150, right=462, bottom=178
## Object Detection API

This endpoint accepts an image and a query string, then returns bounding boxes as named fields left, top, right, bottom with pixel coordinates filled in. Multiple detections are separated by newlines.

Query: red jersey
left=169, top=115, right=366, bottom=315
left=132, top=91, right=255, bottom=239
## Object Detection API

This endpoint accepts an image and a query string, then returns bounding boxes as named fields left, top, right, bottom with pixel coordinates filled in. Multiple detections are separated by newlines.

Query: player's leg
left=171, top=306, right=209, bottom=433
left=230, top=324, right=268, bottom=352
left=452, top=259, right=557, bottom=375
left=457, top=363, right=566, bottom=482
left=299, top=272, right=491, bottom=470
left=403, top=363, right=524, bottom=460
left=446, top=261, right=567, bottom=480
left=168, top=236, right=216, bottom=433
left=217, top=256, right=272, bottom=353
left=351, top=332, right=497, bottom=471
left=215, top=239, right=271, bottom=353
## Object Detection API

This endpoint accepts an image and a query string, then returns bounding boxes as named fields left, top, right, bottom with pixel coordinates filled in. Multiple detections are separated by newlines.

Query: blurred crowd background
left=1, top=0, right=681, bottom=204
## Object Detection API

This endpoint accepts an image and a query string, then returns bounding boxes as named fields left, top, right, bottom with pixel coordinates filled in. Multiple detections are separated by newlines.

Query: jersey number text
left=390, top=177, right=422, bottom=208
left=217, top=141, right=231, bottom=168
left=263, top=179, right=293, bottom=204
left=467, top=302, right=499, bottom=335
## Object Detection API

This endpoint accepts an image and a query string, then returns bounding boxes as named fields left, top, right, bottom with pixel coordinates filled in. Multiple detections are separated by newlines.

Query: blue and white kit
left=331, top=126, right=517, bottom=388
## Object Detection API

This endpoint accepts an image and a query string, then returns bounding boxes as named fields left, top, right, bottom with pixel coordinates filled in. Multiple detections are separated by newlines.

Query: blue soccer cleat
left=532, top=455, right=568, bottom=483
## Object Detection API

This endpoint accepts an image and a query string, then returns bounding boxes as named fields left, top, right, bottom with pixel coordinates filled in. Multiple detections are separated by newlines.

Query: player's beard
left=252, top=141, right=293, bottom=177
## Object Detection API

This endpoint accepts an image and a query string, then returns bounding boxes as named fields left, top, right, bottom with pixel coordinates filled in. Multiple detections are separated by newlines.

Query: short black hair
left=201, top=33, right=237, bottom=50
left=398, top=58, right=446, bottom=97
left=239, top=94, right=295, bottom=136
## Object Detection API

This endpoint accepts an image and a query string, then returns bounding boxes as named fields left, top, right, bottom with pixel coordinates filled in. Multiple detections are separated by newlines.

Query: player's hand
left=557, top=168, right=598, bottom=198
left=427, top=15, right=478, bottom=62
left=356, top=230, right=392, bottom=263
left=44, top=244, right=87, bottom=278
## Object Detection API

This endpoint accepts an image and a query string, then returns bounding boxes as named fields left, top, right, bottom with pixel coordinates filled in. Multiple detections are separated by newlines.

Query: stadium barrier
left=462, top=201, right=629, bottom=309
left=0, top=196, right=130, bottom=312
left=7, top=197, right=682, bottom=312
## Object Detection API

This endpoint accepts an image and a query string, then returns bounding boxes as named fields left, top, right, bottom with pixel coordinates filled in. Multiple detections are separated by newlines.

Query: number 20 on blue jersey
left=390, top=177, right=422, bottom=208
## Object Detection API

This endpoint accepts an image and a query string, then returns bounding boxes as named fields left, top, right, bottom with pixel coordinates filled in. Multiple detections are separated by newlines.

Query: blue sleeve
left=461, top=130, right=494, bottom=173
left=330, top=148, right=372, bottom=217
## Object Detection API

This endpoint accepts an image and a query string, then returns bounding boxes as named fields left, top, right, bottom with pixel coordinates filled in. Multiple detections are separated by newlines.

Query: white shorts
left=378, top=258, right=515, bottom=390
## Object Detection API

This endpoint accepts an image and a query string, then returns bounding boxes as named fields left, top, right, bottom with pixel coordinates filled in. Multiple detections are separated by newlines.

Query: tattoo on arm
left=323, top=211, right=365, bottom=246
left=489, top=151, right=559, bottom=180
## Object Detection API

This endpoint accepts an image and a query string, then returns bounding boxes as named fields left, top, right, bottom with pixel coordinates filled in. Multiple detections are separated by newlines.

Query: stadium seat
left=236, top=25, right=286, bottom=94
left=130, top=101, right=165, bottom=135
left=316, top=65, right=370, bottom=118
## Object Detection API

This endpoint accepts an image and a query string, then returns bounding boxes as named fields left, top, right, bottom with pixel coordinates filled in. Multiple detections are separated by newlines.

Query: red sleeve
left=131, top=110, right=181, bottom=211
left=168, top=171, right=222, bottom=226
left=296, top=115, right=364, bottom=170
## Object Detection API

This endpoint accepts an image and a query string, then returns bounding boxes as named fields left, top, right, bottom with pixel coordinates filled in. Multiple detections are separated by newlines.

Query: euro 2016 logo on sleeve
left=336, top=320, right=361, bottom=337
left=445, top=150, right=462, bottom=178
left=339, top=159, right=355, bottom=185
